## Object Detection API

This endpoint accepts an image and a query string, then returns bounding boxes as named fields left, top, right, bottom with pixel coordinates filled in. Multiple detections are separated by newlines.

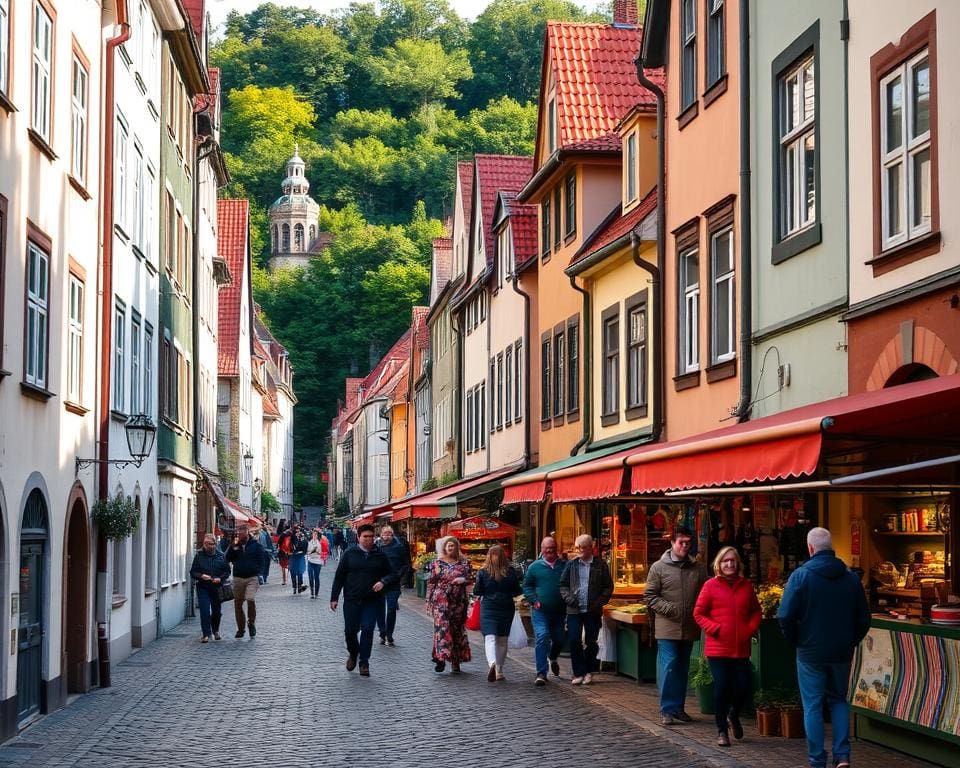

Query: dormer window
left=626, top=132, right=638, bottom=203
left=548, top=97, right=557, bottom=153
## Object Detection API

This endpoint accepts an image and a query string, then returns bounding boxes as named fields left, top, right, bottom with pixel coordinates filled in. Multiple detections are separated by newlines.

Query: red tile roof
left=511, top=207, right=540, bottom=273
left=193, top=67, right=219, bottom=113
left=181, top=0, right=205, bottom=44
left=474, top=155, right=534, bottom=274
left=412, top=306, right=430, bottom=351
left=544, top=21, right=664, bottom=154
left=217, top=199, right=249, bottom=377
left=457, top=162, right=474, bottom=236
left=570, top=186, right=658, bottom=268
left=262, top=392, right=281, bottom=419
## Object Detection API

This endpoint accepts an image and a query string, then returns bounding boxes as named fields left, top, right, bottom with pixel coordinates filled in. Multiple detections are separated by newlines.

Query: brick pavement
left=0, top=565, right=938, bottom=768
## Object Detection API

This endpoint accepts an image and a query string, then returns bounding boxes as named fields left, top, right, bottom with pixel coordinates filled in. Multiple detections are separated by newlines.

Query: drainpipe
left=509, top=272, right=532, bottom=463
left=732, top=0, right=753, bottom=422
left=450, top=302, right=464, bottom=479
left=634, top=55, right=667, bottom=442
left=486, top=282, right=492, bottom=473
left=96, top=0, right=130, bottom=690
left=568, top=275, right=590, bottom=455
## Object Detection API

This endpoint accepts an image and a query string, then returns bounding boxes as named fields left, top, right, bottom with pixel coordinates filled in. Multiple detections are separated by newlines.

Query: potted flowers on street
left=689, top=654, right=714, bottom=715
left=753, top=689, right=781, bottom=736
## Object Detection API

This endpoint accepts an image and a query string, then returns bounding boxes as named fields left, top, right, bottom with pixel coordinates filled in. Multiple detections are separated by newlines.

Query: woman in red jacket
left=694, top=546, right=762, bottom=747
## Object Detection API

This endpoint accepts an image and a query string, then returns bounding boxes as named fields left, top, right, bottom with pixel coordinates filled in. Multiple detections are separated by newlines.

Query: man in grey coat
left=559, top=534, right=613, bottom=685
left=645, top=526, right=709, bottom=725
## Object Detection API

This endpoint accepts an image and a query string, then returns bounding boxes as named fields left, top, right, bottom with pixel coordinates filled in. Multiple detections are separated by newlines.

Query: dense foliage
left=214, top=0, right=610, bottom=484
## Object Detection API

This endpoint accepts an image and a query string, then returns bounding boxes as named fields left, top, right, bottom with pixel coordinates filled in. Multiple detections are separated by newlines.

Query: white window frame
left=71, top=56, right=88, bottom=184
left=514, top=340, right=523, bottom=423
left=130, top=314, right=141, bottom=415
left=0, top=0, right=9, bottom=97
left=144, top=323, right=154, bottom=418
left=113, top=304, right=126, bottom=412
left=679, top=247, right=699, bottom=373
left=31, top=2, right=53, bottom=141
left=710, top=228, right=735, bottom=363
left=601, top=314, right=619, bottom=417
left=26, top=242, right=49, bottom=388
left=779, top=55, right=816, bottom=239
left=67, top=275, right=83, bottom=402
left=133, top=142, right=145, bottom=252
left=160, top=494, right=171, bottom=588
left=116, top=114, right=129, bottom=233
left=145, top=164, right=156, bottom=263
left=496, top=353, right=503, bottom=429
left=880, top=49, right=931, bottom=250
left=505, top=346, right=513, bottom=424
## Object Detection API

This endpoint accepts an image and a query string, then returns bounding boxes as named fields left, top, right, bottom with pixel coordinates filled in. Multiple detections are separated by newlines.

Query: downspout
left=568, top=275, right=590, bottom=455
left=841, top=0, right=851, bottom=318
left=733, top=0, right=753, bottom=422
left=450, top=303, right=464, bottom=478
left=485, top=281, right=491, bottom=473
left=634, top=57, right=666, bottom=443
left=509, top=272, right=531, bottom=463
left=97, top=0, right=130, bottom=689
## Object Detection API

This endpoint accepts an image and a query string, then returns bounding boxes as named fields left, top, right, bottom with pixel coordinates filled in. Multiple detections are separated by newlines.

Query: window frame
left=625, top=290, right=649, bottom=420
left=564, top=173, right=576, bottom=238
left=130, top=312, right=141, bottom=415
left=0, top=195, right=6, bottom=374
left=600, top=304, right=620, bottom=425
left=30, top=0, right=55, bottom=146
left=771, top=22, right=822, bottom=265
left=115, top=113, right=129, bottom=235
left=676, top=220, right=701, bottom=381
left=24, top=224, right=51, bottom=392
left=552, top=326, right=565, bottom=426
left=0, top=0, right=10, bottom=102
left=625, top=132, right=638, bottom=204
left=680, top=0, right=698, bottom=113
left=553, top=186, right=561, bottom=251
left=496, top=352, right=504, bottom=430
left=541, top=197, right=551, bottom=259
left=514, top=339, right=523, bottom=423
left=144, top=323, right=154, bottom=418
left=705, top=0, right=725, bottom=90
left=504, top=345, right=513, bottom=424
left=66, top=270, right=84, bottom=404
left=113, top=302, right=126, bottom=414
left=566, top=315, right=579, bottom=418
left=70, top=49, right=90, bottom=188
left=540, top=333, right=551, bottom=425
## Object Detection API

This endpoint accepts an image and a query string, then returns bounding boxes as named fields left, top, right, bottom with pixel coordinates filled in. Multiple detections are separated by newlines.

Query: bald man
left=559, top=534, right=613, bottom=685
left=523, top=537, right=567, bottom=685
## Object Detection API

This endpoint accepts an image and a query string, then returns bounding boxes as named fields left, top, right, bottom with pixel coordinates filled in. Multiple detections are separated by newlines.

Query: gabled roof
left=493, top=191, right=539, bottom=274
left=457, top=162, right=474, bottom=236
left=217, top=199, right=249, bottom=377
left=474, top=155, right=534, bottom=274
left=568, top=186, right=658, bottom=271
left=309, top=231, right=335, bottom=254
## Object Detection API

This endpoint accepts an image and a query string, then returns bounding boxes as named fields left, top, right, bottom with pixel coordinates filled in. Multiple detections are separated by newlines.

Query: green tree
left=223, top=3, right=323, bottom=42
left=367, top=38, right=473, bottom=113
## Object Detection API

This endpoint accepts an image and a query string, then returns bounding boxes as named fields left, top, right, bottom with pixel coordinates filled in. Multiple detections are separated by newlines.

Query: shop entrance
left=64, top=499, right=89, bottom=693
left=17, top=489, right=48, bottom=725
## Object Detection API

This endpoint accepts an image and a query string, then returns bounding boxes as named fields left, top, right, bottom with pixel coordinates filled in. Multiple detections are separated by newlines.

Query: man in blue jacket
left=778, top=527, right=870, bottom=768
left=523, top=536, right=566, bottom=686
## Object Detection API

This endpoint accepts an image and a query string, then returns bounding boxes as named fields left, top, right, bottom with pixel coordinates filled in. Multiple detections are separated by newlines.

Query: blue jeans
left=342, top=598, right=383, bottom=664
left=307, top=562, right=322, bottom=595
left=196, top=585, right=222, bottom=638
left=531, top=609, right=565, bottom=676
left=376, top=587, right=401, bottom=639
left=797, top=660, right=852, bottom=768
left=566, top=612, right=601, bottom=677
left=259, top=557, right=271, bottom=585
left=656, top=639, right=694, bottom=716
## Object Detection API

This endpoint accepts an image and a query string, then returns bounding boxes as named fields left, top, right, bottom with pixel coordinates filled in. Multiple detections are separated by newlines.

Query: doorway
left=64, top=499, right=89, bottom=693
left=17, top=489, right=48, bottom=725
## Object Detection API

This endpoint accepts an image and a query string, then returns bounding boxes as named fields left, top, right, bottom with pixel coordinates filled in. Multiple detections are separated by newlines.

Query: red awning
left=392, top=467, right=519, bottom=519
left=551, top=460, right=628, bottom=502
left=223, top=499, right=250, bottom=523
left=502, top=479, right=547, bottom=505
left=629, top=374, right=960, bottom=494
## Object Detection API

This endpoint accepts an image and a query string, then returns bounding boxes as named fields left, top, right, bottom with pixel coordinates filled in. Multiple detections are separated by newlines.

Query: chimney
left=613, top=0, right=639, bottom=26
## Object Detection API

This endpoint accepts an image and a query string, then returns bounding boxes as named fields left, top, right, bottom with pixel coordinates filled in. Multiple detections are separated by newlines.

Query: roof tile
left=474, top=154, right=534, bottom=272
left=570, top=186, right=658, bottom=268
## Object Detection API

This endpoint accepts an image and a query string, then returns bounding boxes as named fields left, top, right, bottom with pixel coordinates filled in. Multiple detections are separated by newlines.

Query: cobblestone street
left=0, top=566, right=935, bottom=767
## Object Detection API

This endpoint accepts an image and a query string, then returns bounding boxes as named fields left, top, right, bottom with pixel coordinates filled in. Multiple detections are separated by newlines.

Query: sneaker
left=358, top=663, right=370, bottom=677
left=248, top=623, right=257, bottom=638
left=496, top=670, right=505, bottom=681
left=346, top=654, right=357, bottom=671
left=487, top=664, right=497, bottom=682
left=550, top=659, right=561, bottom=678
left=717, top=732, right=730, bottom=747
left=200, top=636, right=209, bottom=644
left=434, top=660, right=446, bottom=673
left=386, top=638, right=395, bottom=647
left=571, top=676, right=584, bottom=685
left=213, top=632, right=222, bottom=641
left=582, top=673, right=593, bottom=685
left=298, top=585, right=308, bottom=593
left=380, top=636, right=387, bottom=645
left=834, top=762, right=850, bottom=768
left=534, top=675, right=547, bottom=686
left=729, top=713, right=743, bottom=740
left=660, top=714, right=675, bottom=726
left=235, top=630, right=245, bottom=638
left=674, top=711, right=693, bottom=723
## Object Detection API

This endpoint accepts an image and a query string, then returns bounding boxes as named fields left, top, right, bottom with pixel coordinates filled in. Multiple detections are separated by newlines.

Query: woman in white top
left=306, top=529, right=329, bottom=599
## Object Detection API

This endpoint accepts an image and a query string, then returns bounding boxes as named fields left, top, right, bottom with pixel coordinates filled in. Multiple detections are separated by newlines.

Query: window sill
left=540, top=418, right=552, bottom=431
left=706, top=358, right=737, bottom=383
left=702, top=74, right=728, bottom=109
left=28, top=129, right=58, bottom=161
left=144, top=588, right=157, bottom=597
left=772, top=222, right=822, bottom=265
left=564, top=231, right=577, bottom=246
left=677, top=101, right=699, bottom=131
left=552, top=415, right=565, bottom=428
left=625, top=404, right=648, bottom=421
left=541, top=253, right=551, bottom=265
left=114, top=224, right=131, bottom=243
left=566, top=409, right=580, bottom=425
left=111, top=594, right=128, bottom=609
left=111, top=409, right=129, bottom=423
left=0, top=91, right=17, bottom=115
left=867, top=230, right=941, bottom=277
left=0, top=368, right=10, bottom=380
left=673, top=370, right=701, bottom=391
left=65, top=400, right=90, bottom=416
left=132, top=245, right=145, bottom=261
left=21, top=382, right=55, bottom=402
left=68, top=175, right=92, bottom=200
left=600, top=412, right=619, bottom=427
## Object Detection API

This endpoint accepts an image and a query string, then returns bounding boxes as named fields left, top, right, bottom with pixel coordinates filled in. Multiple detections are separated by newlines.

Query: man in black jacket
left=330, top=524, right=397, bottom=676
left=376, top=525, right=412, bottom=647
left=226, top=524, right=268, bottom=638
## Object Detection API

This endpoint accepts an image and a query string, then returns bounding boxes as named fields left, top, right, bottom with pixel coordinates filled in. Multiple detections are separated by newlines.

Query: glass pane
left=784, top=142, right=797, bottom=233
left=886, top=162, right=903, bottom=238
left=911, top=58, right=929, bottom=138
left=715, top=280, right=731, bottom=356
left=683, top=251, right=698, bottom=287
left=683, top=0, right=695, bottom=36
left=803, top=61, right=815, bottom=122
left=27, top=311, right=36, bottom=377
left=713, top=230, right=733, bottom=274
left=912, top=147, right=931, bottom=230
left=803, top=131, right=816, bottom=225
left=886, top=76, right=903, bottom=152
left=37, top=313, right=46, bottom=382
left=785, top=74, right=798, bottom=133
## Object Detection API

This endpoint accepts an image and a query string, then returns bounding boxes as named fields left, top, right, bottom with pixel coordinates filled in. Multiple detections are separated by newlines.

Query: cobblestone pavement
left=0, top=565, right=937, bottom=768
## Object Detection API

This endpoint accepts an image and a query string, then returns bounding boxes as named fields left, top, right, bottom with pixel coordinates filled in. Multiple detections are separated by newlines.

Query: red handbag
left=465, top=598, right=481, bottom=631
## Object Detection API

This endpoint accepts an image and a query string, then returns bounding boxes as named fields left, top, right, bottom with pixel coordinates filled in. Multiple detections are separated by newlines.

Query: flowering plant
left=756, top=583, right=784, bottom=618
left=91, top=493, right=139, bottom=541
left=413, top=552, right=437, bottom=571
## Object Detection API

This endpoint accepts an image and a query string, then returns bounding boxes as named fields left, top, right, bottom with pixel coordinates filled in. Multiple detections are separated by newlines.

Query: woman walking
left=277, top=527, right=293, bottom=586
left=426, top=536, right=472, bottom=674
left=288, top=526, right=308, bottom=594
left=306, top=529, right=329, bottom=598
left=190, top=534, right=231, bottom=642
left=473, top=544, right=522, bottom=682
left=693, top=546, right=762, bottom=747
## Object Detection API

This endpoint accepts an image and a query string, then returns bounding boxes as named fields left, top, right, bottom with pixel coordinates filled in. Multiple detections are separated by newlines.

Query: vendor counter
left=852, top=615, right=960, bottom=767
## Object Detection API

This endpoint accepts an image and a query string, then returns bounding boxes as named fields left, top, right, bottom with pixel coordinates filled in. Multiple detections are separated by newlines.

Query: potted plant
left=754, top=689, right=781, bottom=737
left=413, top=552, right=437, bottom=599
left=91, top=493, right=139, bottom=541
left=777, top=688, right=804, bottom=738
left=689, top=655, right=714, bottom=715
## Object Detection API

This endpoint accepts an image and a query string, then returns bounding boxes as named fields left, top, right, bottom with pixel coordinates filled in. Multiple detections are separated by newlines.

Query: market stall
left=442, top=516, right=516, bottom=569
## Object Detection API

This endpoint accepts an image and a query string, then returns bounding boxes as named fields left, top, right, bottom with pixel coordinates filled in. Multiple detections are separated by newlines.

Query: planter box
left=756, top=708, right=781, bottom=737
left=780, top=707, right=804, bottom=738
left=415, top=571, right=428, bottom=599
left=696, top=683, right=715, bottom=715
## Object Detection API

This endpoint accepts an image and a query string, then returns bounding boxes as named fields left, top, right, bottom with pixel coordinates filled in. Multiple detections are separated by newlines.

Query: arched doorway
left=18, top=489, right=48, bottom=725
left=64, top=498, right=89, bottom=693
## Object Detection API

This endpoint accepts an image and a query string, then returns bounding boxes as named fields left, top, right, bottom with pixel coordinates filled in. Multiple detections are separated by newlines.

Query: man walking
left=645, top=526, right=708, bottom=725
left=376, top=525, right=411, bottom=646
left=226, top=523, right=268, bottom=638
left=330, top=524, right=398, bottom=677
left=559, top=534, right=613, bottom=686
left=257, top=524, right=275, bottom=585
left=523, top=536, right=566, bottom=685
left=778, top=527, right=870, bottom=768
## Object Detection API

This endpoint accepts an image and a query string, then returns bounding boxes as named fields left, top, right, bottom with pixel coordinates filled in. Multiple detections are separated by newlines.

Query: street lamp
left=242, top=450, right=254, bottom=482
left=76, top=414, right=157, bottom=474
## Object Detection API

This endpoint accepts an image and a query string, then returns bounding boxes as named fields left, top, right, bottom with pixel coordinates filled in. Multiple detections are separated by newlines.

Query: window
left=880, top=50, right=931, bottom=249
left=679, top=246, right=700, bottom=374
left=779, top=56, right=816, bottom=239
left=159, top=334, right=169, bottom=419
left=566, top=318, right=579, bottom=414
left=564, top=173, right=576, bottom=237
left=294, top=223, right=304, bottom=251
left=514, top=340, right=523, bottom=422
left=496, top=353, right=504, bottom=429
left=489, top=358, right=495, bottom=431
left=31, top=1, right=53, bottom=142
left=116, top=115, right=129, bottom=232
left=505, top=346, right=513, bottom=424
left=626, top=293, right=648, bottom=416
left=113, top=304, right=126, bottom=412
left=553, top=330, right=564, bottom=419
left=479, top=382, right=486, bottom=448
left=465, top=389, right=474, bottom=451
left=133, top=143, right=144, bottom=252
left=601, top=307, right=620, bottom=420
left=547, top=97, right=556, bottom=153
left=626, top=133, right=638, bottom=203
left=0, top=0, right=9, bottom=98
left=553, top=187, right=561, bottom=250
left=67, top=275, right=83, bottom=403
left=130, top=315, right=141, bottom=415
left=680, top=0, right=697, bottom=111
left=541, top=336, right=551, bottom=421
left=710, top=227, right=735, bottom=363
left=25, top=238, right=50, bottom=389
left=706, top=0, right=724, bottom=87
left=144, top=324, right=154, bottom=418
left=71, top=56, right=89, bottom=184
left=160, top=494, right=171, bottom=587
left=164, top=190, right=175, bottom=271
left=175, top=209, right=184, bottom=285
left=282, top=223, right=290, bottom=252
left=112, top=537, right=126, bottom=598
left=541, top=197, right=551, bottom=257
left=146, top=166, right=156, bottom=263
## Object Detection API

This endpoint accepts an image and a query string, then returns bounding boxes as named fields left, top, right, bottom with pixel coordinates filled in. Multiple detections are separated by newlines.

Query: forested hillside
left=213, top=0, right=609, bottom=501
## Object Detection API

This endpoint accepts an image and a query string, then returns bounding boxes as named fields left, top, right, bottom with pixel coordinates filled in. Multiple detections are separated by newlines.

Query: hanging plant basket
left=91, top=493, right=139, bottom=541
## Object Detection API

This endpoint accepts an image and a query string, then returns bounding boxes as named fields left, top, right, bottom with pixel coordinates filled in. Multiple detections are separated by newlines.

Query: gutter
left=96, top=0, right=130, bottom=690
left=568, top=275, right=591, bottom=455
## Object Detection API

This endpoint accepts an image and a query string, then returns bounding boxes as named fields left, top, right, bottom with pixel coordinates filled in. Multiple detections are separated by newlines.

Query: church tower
left=267, top=145, right=327, bottom=271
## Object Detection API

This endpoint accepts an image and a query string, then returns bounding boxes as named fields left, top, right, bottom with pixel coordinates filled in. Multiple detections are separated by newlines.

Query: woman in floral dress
left=427, top=536, right=472, bottom=673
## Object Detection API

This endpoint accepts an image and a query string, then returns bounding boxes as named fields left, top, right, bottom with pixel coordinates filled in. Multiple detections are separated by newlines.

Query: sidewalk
left=405, top=595, right=935, bottom=768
